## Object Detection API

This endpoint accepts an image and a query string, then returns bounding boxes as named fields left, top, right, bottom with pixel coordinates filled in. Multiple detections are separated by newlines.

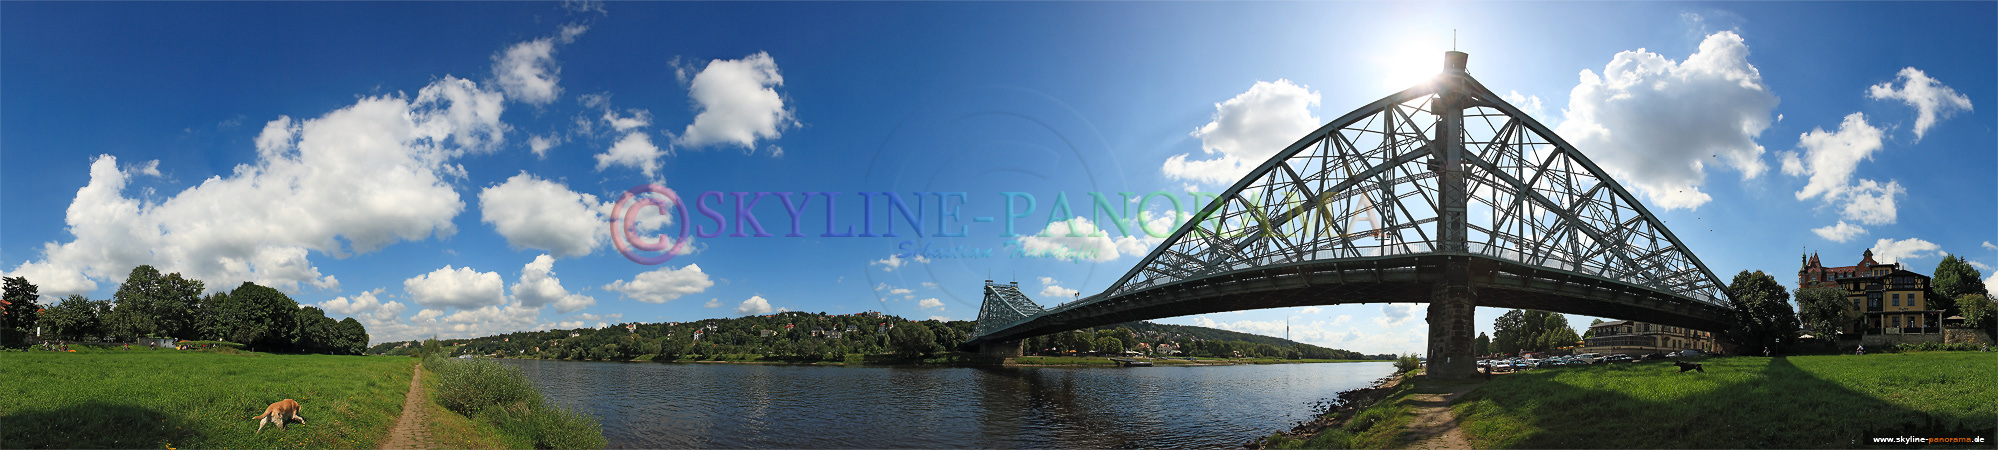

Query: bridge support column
left=1426, top=284, right=1477, bottom=379
left=978, top=340, right=1024, bottom=358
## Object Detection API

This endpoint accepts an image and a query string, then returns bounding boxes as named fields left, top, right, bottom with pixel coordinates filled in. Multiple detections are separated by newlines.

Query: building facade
left=1580, top=320, right=1718, bottom=355
left=1799, top=250, right=1938, bottom=335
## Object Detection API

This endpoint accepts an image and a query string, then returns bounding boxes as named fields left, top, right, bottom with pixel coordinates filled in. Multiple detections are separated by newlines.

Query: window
left=1893, top=316, right=1902, bottom=328
left=1892, top=293, right=1900, bottom=306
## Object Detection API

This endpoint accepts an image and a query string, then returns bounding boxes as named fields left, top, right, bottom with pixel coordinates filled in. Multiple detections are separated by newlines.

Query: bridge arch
left=972, top=52, right=1735, bottom=377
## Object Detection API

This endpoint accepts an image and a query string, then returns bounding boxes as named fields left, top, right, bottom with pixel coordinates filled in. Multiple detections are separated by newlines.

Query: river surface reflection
left=497, top=359, right=1397, bottom=448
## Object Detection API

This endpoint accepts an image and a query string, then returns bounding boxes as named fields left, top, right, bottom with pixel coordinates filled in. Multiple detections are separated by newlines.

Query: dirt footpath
left=1401, top=381, right=1483, bottom=450
left=379, top=364, right=434, bottom=450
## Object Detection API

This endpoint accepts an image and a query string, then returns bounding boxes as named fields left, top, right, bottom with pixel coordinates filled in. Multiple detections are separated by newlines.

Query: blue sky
left=4, top=2, right=1993, bottom=352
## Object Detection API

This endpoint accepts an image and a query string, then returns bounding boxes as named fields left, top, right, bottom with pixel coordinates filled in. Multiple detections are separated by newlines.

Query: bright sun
left=1376, top=50, right=1446, bottom=91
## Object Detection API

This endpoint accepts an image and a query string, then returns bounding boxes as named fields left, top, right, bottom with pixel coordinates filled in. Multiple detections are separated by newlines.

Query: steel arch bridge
left=969, top=52, right=1735, bottom=378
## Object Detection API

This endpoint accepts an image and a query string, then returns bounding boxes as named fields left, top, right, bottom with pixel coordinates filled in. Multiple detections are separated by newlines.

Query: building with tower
left=1799, top=250, right=1938, bottom=336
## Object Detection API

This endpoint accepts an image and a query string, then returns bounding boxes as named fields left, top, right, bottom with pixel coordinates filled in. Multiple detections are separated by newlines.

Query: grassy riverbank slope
left=0, top=349, right=415, bottom=449
left=1455, top=352, right=1996, bottom=448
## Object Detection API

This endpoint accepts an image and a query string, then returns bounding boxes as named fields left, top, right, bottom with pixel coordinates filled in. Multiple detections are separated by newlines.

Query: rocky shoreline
left=1244, top=371, right=1409, bottom=448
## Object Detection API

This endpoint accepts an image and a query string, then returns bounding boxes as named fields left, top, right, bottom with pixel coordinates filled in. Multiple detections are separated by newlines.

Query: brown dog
left=252, top=399, right=305, bottom=433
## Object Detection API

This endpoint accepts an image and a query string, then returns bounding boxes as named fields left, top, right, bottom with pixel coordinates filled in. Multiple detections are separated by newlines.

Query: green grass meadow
left=1454, top=352, right=1997, bottom=448
left=1, top=349, right=415, bottom=449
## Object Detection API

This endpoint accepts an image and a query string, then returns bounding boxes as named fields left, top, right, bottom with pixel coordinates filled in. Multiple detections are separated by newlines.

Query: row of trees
left=1, top=266, right=367, bottom=354
left=383, top=311, right=969, bottom=362
left=1475, top=309, right=1581, bottom=356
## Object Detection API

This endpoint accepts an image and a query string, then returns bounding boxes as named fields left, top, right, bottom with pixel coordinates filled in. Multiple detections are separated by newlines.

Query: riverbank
left=1454, top=352, right=1996, bottom=448
left=1249, top=370, right=1431, bottom=449
left=0, top=349, right=414, bottom=448
left=1254, top=352, right=1996, bottom=449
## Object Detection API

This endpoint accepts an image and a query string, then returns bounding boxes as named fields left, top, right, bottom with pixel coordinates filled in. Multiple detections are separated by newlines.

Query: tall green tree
left=1473, top=332, right=1491, bottom=356
left=889, top=321, right=942, bottom=358
left=2, top=277, right=42, bottom=347
left=40, top=295, right=101, bottom=341
left=1795, top=286, right=1857, bottom=340
left=1933, top=255, right=1986, bottom=315
left=227, top=282, right=301, bottom=351
left=1725, top=270, right=1799, bottom=352
left=336, top=317, right=370, bottom=355
left=1956, top=294, right=1995, bottom=335
left=1491, top=309, right=1578, bottom=354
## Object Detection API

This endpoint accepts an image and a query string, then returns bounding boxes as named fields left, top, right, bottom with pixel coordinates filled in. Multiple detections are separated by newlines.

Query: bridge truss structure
left=971, top=52, right=1734, bottom=377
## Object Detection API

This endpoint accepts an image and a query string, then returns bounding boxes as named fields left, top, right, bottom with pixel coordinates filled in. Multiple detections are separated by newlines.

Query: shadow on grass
left=1456, top=357, right=1993, bottom=448
left=1, top=401, right=200, bottom=449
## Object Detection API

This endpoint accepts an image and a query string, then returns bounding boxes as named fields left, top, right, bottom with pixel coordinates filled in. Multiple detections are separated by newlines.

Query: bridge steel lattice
left=969, top=52, right=1736, bottom=377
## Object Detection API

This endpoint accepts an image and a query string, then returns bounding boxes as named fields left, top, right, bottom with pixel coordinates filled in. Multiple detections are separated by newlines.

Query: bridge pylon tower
left=973, top=281, right=1044, bottom=357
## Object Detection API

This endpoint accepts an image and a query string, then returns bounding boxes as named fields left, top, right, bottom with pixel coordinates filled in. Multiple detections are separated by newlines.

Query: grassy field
left=1454, top=352, right=1997, bottom=448
left=0, top=348, right=416, bottom=449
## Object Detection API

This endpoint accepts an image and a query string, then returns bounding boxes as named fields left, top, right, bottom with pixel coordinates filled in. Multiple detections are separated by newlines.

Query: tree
left=1933, top=255, right=1987, bottom=315
left=335, top=318, right=369, bottom=355
left=2, top=277, right=42, bottom=347
left=1725, top=270, right=1799, bottom=352
left=1795, top=286, right=1857, bottom=340
left=1957, top=294, right=1996, bottom=335
left=889, top=321, right=942, bottom=358
left=40, top=295, right=101, bottom=341
left=227, top=282, right=301, bottom=351
left=1491, top=309, right=1578, bottom=354
left=1473, top=332, right=1490, bottom=356
left=1095, top=336, right=1124, bottom=354
left=1582, top=318, right=1605, bottom=339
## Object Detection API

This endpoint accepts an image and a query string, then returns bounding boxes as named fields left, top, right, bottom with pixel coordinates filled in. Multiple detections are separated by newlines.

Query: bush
left=1893, top=342, right=1987, bottom=352
left=427, top=356, right=606, bottom=449
left=1393, top=354, right=1423, bottom=373
left=428, top=357, right=540, bottom=416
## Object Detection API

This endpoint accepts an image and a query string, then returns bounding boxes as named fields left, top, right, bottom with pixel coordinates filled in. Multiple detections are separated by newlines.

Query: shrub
left=1393, top=354, right=1423, bottom=373
left=426, top=356, right=606, bottom=449
left=428, top=357, right=540, bottom=416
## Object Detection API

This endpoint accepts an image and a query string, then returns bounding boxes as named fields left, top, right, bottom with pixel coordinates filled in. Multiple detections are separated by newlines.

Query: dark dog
left=1673, top=361, right=1704, bottom=373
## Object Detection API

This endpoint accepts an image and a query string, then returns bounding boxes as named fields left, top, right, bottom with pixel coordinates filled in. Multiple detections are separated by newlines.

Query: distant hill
left=368, top=310, right=1388, bottom=360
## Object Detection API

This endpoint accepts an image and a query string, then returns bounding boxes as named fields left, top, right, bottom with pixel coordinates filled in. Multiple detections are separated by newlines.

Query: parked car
left=1675, top=349, right=1707, bottom=358
left=1573, top=353, right=1603, bottom=364
left=1603, top=354, right=1634, bottom=363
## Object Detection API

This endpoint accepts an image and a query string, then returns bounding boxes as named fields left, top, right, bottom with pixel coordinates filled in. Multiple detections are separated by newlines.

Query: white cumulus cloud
left=1868, top=67, right=1973, bottom=141
left=593, top=132, right=666, bottom=180
left=510, top=254, right=596, bottom=314
left=602, top=264, right=714, bottom=303
left=479, top=173, right=614, bottom=258
left=674, top=52, right=794, bottom=153
left=1811, top=221, right=1868, bottom=243
left=1164, top=79, right=1321, bottom=186
left=2, top=76, right=505, bottom=298
left=1555, top=31, right=1778, bottom=210
left=918, top=298, right=944, bottom=310
left=737, top=295, right=774, bottom=315
left=1037, top=276, right=1080, bottom=299
left=1870, top=238, right=1940, bottom=264
left=1374, top=303, right=1415, bottom=328
left=404, top=265, right=507, bottom=310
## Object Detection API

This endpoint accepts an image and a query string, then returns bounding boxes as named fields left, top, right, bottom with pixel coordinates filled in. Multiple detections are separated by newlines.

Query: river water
left=496, top=359, right=1396, bottom=448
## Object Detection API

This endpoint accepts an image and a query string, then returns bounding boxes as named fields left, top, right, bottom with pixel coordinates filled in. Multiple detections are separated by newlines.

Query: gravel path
left=379, top=364, right=433, bottom=450
left=1402, top=381, right=1482, bottom=450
